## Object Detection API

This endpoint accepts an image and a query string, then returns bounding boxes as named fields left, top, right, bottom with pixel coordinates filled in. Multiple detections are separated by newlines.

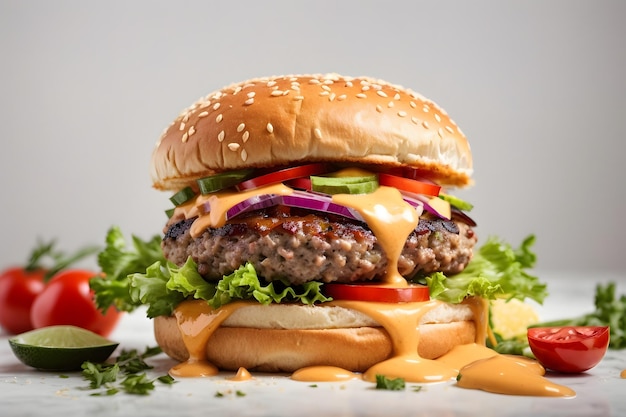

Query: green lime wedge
left=9, top=325, right=119, bottom=371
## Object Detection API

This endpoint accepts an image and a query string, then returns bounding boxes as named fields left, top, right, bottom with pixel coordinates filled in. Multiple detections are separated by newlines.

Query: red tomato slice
left=527, top=326, right=610, bottom=373
left=284, top=177, right=312, bottom=191
left=378, top=173, right=441, bottom=196
left=236, top=163, right=330, bottom=191
left=324, top=283, right=430, bottom=303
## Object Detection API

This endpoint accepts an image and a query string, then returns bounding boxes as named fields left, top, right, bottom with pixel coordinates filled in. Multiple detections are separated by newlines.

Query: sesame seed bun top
left=150, top=73, right=473, bottom=191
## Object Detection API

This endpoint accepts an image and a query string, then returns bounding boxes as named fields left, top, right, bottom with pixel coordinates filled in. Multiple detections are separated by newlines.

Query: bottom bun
left=154, top=305, right=476, bottom=373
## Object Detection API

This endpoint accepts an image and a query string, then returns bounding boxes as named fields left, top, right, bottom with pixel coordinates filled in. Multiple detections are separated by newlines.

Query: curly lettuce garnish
left=424, top=235, right=547, bottom=304
left=130, top=259, right=331, bottom=318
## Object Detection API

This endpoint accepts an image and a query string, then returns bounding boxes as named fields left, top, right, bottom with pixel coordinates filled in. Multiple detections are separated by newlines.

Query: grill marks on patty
left=162, top=206, right=477, bottom=285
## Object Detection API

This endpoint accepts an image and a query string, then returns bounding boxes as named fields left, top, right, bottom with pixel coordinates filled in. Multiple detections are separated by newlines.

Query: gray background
left=0, top=0, right=624, bottom=275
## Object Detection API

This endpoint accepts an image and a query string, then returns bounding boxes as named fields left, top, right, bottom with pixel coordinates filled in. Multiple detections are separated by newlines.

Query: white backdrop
left=1, top=0, right=624, bottom=275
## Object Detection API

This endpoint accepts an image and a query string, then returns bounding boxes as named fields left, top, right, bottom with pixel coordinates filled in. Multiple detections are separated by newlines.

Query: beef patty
left=162, top=206, right=477, bottom=285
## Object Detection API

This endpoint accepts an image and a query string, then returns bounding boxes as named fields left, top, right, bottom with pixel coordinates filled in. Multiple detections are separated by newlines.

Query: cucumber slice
left=439, top=193, right=474, bottom=211
left=197, top=169, right=255, bottom=194
left=169, top=186, right=196, bottom=206
left=311, top=173, right=378, bottom=195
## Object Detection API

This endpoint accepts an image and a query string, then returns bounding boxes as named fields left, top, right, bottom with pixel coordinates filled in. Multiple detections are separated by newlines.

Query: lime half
left=9, top=325, right=119, bottom=371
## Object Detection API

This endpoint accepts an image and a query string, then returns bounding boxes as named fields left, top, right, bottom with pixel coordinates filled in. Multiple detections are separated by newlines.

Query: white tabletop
left=1, top=272, right=625, bottom=417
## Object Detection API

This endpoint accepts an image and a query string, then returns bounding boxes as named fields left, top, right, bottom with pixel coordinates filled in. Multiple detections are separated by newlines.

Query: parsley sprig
left=81, top=346, right=175, bottom=396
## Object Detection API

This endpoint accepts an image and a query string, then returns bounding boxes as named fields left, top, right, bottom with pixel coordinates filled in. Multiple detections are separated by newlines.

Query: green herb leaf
left=375, top=374, right=405, bottom=391
left=81, top=346, right=172, bottom=396
left=91, top=226, right=165, bottom=313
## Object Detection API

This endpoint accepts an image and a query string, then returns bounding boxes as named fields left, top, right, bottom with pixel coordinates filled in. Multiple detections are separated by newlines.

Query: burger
left=93, top=73, right=546, bottom=382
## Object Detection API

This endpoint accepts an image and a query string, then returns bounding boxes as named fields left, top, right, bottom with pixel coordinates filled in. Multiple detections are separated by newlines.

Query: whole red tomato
left=0, top=267, right=46, bottom=334
left=527, top=326, right=610, bottom=373
left=30, top=269, right=122, bottom=337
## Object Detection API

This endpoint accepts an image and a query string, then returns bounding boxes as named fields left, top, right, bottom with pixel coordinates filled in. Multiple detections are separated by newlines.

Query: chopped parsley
left=81, top=346, right=175, bottom=396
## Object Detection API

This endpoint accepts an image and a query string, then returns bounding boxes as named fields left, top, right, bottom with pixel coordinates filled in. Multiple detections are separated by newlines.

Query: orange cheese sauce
left=168, top=182, right=575, bottom=397
left=228, top=367, right=253, bottom=381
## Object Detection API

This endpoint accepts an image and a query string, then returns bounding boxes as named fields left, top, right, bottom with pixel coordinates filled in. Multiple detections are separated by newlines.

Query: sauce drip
left=228, top=367, right=253, bottom=381
left=169, top=300, right=244, bottom=377
left=333, top=186, right=420, bottom=286
left=456, top=355, right=575, bottom=397
left=174, top=183, right=294, bottom=238
left=292, top=366, right=358, bottom=382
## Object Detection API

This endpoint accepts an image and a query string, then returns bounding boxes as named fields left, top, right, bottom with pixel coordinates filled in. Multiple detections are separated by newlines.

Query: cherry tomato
left=324, top=283, right=430, bottom=303
left=527, top=326, right=610, bottom=373
left=0, top=267, right=46, bottom=334
left=236, top=163, right=330, bottom=191
left=378, top=173, right=441, bottom=196
left=30, top=269, right=122, bottom=337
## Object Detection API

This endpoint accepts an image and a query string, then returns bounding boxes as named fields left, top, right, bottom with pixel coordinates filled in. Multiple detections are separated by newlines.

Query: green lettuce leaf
left=129, top=259, right=332, bottom=318
left=425, top=235, right=547, bottom=304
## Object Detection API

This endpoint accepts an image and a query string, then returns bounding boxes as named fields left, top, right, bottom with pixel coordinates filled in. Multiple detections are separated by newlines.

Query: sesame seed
left=387, top=101, right=394, bottom=108
left=410, top=101, right=417, bottom=108
left=213, top=103, right=221, bottom=110
left=361, top=85, right=370, bottom=91
left=294, top=95, right=305, bottom=101
left=182, top=114, right=190, bottom=123
left=309, top=79, right=321, bottom=84
left=422, top=121, right=430, bottom=129
left=188, top=126, right=196, bottom=136
left=267, top=81, right=277, bottom=87
left=323, top=79, right=334, bottom=85
left=218, top=131, right=225, bottom=142
left=282, top=90, right=290, bottom=96
left=200, top=101, right=211, bottom=109
left=337, top=94, right=347, bottom=101
left=247, top=92, right=256, bottom=98
left=314, top=128, right=323, bottom=139
left=329, top=93, right=336, bottom=101
left=319, top=91, right=330, bottom=97
left=422, top=105, right=429, bottom=113
left=179, top=122, right=186, bottom=131
left=271, top=90, right=284, bottom=96
left=356, top=93, right=367, bottom=99
left=445, top=126, right=455, bottom=133
left=216, top=114, right=223, bottom=123
left=241, top=149, right=248, bottom=161
left=233, top=86, right=242, bottom=95
left=394, top=93, right=401, bottom=100
left=244, top=98, right=254, bottom=105
left=411, top=117, right=419, bottom=124
left=242, top=131, right=249, bottom=142
left=434, top=113, right=441, bottom=123
left=266, top=122, right=274, bottom=133
left=398, top=111, right=407, bottom=117
left=376, top=90, right=388, bottom=98
left=237, top=123, right=245, bottom=132
left=321, top=85, right=331, bottom=92
left=228, top=143, right=240, bottom=151
left=198, top=111, right=209, bottom=118
left=438, top=128, right=444, bottom=138
left=182, top=132, right=188, bottom=143
left=345, top=81, right=353, bottom=88
left=375, top=105, right=383, bottom=113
